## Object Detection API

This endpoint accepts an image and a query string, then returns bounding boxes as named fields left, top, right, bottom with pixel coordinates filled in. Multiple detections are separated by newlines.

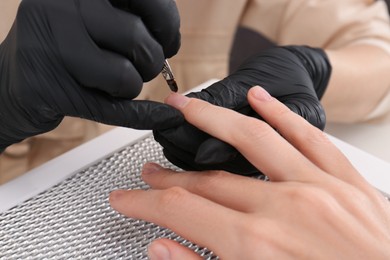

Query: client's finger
left=109, top=188, right=239, bottom=256
left=141, top=162, right=273, bottom=212
left=148, top=239, right=201, bottom=260
left=165, top=93, right=322, bottom=182
left=247, top=86, right=363, bottom=184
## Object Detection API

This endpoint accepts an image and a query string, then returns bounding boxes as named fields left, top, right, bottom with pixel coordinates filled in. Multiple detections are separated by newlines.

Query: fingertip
left=142, top=162, right=164, bottom=175
left=141, top=163, right=179, bottom=185
left=148, top=240, right=171, bottom=260
left=148, top=239, right=201, bottom=260
left=109, top=189, right=127, bottom=208
left=247, top=86, right=290, bottom=121
left=248, top=86, right=273, bottom=102
left=165, top=93, right=190, bottom=109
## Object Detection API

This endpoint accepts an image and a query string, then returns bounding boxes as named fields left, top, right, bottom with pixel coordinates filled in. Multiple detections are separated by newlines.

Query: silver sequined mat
left=0, top=136, right=217, bottom=259
left=1, top=134, right=388, bottom=259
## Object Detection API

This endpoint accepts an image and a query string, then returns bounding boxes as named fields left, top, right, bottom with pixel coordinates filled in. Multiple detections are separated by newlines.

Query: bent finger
left=80, top=0, right=165, bottom=82
left=117, top=0, right=181, bottom=57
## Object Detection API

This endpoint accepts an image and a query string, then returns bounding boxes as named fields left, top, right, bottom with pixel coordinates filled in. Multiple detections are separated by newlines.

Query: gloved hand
left=0, top=0, right=182, bottom=153
left=154, top=46, right=332, bottom=175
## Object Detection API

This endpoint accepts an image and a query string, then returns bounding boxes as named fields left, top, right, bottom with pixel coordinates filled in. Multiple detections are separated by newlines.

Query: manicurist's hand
left=0, top=0, right=182, bottom=152
left=110, top=86, right=390, bottom=260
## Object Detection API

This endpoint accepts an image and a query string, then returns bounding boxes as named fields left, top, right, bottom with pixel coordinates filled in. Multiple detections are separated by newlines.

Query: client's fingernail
left=165, top=93, right=190, bottom=109
left=109, top=190, right=126, bottom=201
left=148, top=242, right=171, bottom=260
left=143, top=162, right=163, bottom=175
left=251, top=86, right=273, bottom=101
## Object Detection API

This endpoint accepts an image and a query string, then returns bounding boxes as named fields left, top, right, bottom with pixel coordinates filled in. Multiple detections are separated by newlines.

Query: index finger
left=164, top=92, right=323, bottom=182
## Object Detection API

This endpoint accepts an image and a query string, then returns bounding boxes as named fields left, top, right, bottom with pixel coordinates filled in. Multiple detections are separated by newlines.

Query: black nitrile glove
left=0, top=0, right=183, bottom=152
left=154, top=46, right=332, bottom=175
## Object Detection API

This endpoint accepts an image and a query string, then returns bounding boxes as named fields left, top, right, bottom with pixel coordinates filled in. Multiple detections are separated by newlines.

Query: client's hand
left=110, top=87, right=390, bottom=259
left=153, top=46, right=331, bottom=175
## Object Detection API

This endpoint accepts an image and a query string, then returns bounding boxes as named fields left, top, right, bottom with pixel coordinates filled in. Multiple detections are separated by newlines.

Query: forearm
left=323, top=44, right=390, bottom=123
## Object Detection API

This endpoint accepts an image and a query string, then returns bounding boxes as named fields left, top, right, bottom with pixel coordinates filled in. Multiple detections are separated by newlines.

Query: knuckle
left=272, top=104, right=292, bottom=121
left=235, top=215, right=309, bottom=258
left=233, top=117, right=273, bottom=146
left=158, top=187, right=190, bottom=209
left=129, top=16, right=144, bottom=36
left=138, top=48, right=164, bottom=81
left=239, top=218, right=266, bottom=242
left=304, top=127, right=331, bottom=145
left=286, top=186, right=322, bottom=206
left=117, top=60, right=143, bottom=98
left=237, top=218, right=278, bottom=257
left=128, top=20, right=165, bottom=81
left=185, top=99, right=212, bottom=118
left=286, top=186, right=336, bottom=215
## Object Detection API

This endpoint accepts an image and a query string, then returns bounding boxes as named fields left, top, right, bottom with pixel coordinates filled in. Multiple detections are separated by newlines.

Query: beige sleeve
left=240, top=0, right=390, bottom=120
left=0, top=0, right=21, bottom=42
left=240, top=0, right=390, bottom=50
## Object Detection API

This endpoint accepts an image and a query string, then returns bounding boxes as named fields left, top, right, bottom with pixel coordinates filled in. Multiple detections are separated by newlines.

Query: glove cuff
left=282, top=45, right=332, bottom=99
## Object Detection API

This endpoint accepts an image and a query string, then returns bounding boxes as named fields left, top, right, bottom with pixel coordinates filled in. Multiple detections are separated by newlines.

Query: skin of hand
left=153, top=45, right=330, bottom=175
left=0, top=0, right=183, bottom=152
left=109, top=86, right=390, bottom=259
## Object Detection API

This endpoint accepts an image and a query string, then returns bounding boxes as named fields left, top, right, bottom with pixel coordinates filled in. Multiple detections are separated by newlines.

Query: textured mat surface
left=1, top=134, right=388, bottom=259
left=0, top=135, right=217, bottom=259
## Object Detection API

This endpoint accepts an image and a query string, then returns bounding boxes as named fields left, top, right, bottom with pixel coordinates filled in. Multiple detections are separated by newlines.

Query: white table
left=326, top=120, right=390, bottom=163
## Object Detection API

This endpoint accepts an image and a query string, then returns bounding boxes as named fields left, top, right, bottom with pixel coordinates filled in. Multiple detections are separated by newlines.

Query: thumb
left=148, top=239, right=202, bottom=260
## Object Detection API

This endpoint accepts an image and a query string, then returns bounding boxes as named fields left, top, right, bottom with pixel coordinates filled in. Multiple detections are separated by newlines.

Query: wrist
left=282, top=45, right=332, bottom=99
